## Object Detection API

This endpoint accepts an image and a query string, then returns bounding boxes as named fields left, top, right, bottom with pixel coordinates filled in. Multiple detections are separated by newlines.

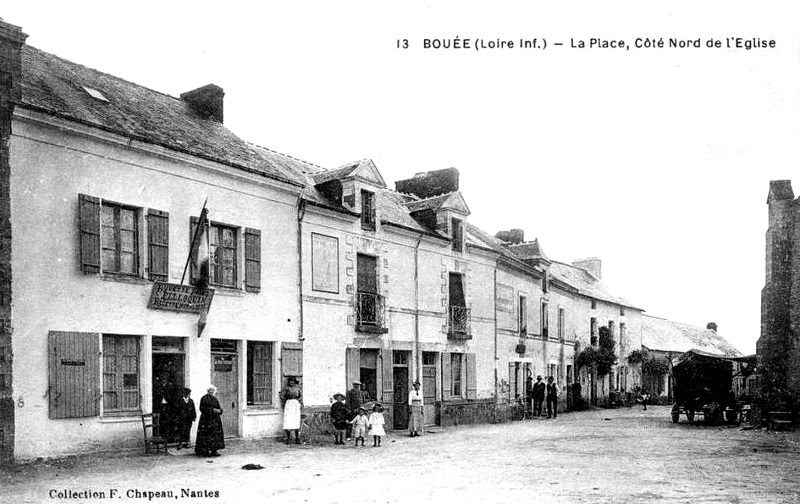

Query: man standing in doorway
left=546, top=376, right=559, bottom=419
left=346, top=381, right=365, bottom=439
left=532, top=375, right=546, bottom=418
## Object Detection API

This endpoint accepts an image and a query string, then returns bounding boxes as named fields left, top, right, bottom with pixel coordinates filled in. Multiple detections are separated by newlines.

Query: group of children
left=330, top=393, right=386, bottom=447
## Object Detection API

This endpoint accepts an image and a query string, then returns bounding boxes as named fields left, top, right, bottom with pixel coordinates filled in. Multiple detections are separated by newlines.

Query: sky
left=5, top=1, right=800, bottom=354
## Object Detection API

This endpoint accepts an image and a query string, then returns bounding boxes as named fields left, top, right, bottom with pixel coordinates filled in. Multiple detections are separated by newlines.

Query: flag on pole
left=192, top=207, right=210, bottom=291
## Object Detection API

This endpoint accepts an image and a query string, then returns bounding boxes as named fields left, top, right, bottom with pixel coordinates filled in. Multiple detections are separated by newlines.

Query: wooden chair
left=141, top=413, right=168, bottom=455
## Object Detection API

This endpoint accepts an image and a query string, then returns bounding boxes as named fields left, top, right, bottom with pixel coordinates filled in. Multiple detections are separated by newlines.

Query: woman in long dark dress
left=195, top=385, right=224, bottom=457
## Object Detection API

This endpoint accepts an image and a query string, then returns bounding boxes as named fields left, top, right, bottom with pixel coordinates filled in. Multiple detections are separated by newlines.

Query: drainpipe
left=493, top=266, right=498, bottom=404
left=296, top=190, right=307, bottom=341
left=414, top=234, right=422, bottom=383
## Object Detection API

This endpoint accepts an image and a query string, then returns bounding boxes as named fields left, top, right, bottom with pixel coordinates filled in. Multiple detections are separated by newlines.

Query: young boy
left=330, top=393, right=348, bottom=445
left=175, top=387, right=196, bottom=449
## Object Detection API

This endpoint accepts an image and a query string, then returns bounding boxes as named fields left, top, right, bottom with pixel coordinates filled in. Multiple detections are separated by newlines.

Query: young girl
left=368, top=403, right=386, bottom=447
left=349, top=407, right=368, bottom=446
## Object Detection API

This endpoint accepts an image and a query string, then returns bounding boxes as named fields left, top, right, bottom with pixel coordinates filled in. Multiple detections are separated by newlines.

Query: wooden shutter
left=244, top=228, right=261, bottom=293
left=381, top=349, right=393, bottom=426
left=78, top=194, right=101, bottom=274
left=281, top=342, right=303, bottom=393
left=467, top=354, right=478, bottom=399
left=147, top=209, right=169, bottom=282
left=49, top=331, right=100, bottom=418
left=441, top=351, right=451, bottom=399
left=346, top=348, right=360, bottom=390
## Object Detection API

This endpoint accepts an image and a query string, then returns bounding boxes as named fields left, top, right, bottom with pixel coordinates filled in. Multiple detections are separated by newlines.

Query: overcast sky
left=6, top=1, right=800, bottom=354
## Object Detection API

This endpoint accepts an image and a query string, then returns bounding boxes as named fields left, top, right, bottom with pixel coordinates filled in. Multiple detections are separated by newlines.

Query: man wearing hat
left=532, top=375, right=546, bottom=418
left=345, top=381, right=365, bottom=439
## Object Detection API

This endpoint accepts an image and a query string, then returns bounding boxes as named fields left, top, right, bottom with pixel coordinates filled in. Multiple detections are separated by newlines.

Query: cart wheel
left=686, top=410, right=695, bottom=422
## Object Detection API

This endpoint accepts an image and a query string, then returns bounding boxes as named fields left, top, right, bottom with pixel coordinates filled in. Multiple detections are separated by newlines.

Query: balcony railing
left=448, top=305, right=471, bottom=340
left=356, top=292, right=388, bottom=333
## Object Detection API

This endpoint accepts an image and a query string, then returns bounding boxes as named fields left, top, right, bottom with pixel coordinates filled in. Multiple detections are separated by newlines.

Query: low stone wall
left=440, top=398, right=522, bottom=426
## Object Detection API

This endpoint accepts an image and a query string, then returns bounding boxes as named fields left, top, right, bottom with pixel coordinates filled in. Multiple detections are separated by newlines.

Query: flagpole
left=181, top=197, right=208, bottom=285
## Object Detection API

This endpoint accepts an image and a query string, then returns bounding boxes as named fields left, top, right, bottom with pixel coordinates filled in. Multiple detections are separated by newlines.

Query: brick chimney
left=706, top=322, right=718, bottom=332
left=495, top=229, right=524, bottom=244
left=572, top=258, right=602, bottom=280
left=180, top=84, right=224, bottom=122
left=395, top=168, right=459, bottom=198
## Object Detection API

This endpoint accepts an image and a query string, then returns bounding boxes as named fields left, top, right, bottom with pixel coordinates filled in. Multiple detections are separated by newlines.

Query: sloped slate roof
left=548, top=261, right=639, bottom=309
left=18, top=45, right=309, bottom=186
left=406, top=192, right=456, bottom=213
left=379, top=189, right=448, bottom=237
left=507, top=239, right=548, bottom=261
left=642, top=315, right=742, bottom=357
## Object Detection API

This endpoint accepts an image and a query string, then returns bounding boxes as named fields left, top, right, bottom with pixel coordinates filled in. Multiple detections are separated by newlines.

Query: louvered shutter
left=244, top=228, right=261, bottom=293
left=281, top=342, right=303, bottom=391
left=442, top=352, right=451, bottom=399
left=49, top=331, right=100, bottom=418
left=381, top=349, right=394, bottom=428
left=78, top=194, right=101, bottom=274
left=147, top=209, right=169, bottom=282
left=346, top=348, right=360, bottom=390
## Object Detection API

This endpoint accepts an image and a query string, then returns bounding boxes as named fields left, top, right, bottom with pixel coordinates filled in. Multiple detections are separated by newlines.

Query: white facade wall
left=10, top=114, right=300, bottom=458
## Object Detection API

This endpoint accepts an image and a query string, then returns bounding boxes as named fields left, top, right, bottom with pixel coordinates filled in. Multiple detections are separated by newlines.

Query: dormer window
left=452, top=217, right=464, bottom=252
left=361, top=190, right=376, bottom=230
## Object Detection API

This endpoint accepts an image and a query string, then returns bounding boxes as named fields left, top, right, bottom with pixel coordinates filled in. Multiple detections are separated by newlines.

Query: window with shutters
left=190, top=217, right=261, bottom=292
left=209, top=223, right=238, bottom=288
left=541, top=301, right=549, bottom=338
left=247, top=341, right=273, bottom=407
left=102, top=334, right=140, bottom=414
left=79, top=194, right=169, bottom=281
left=450, top=353, right=462, bottom=397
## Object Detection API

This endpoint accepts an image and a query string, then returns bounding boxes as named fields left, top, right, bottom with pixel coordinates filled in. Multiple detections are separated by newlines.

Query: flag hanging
left=192, top=206, right=210, bottom=291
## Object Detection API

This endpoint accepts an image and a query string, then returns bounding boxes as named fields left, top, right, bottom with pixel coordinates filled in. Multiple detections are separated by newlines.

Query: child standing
left=175, top=387, right=196, bottom=450
left=368, top=403, right=386, bottom=447
left=329, top=393, right=348, bottom=445
left=349, top=407, right=368, bottom=447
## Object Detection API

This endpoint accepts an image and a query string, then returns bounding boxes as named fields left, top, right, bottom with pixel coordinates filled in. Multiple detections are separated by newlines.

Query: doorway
left=211, top=339, right=239, bottom=438
left=392, top=351, right=410, bottom=430
left=422, top=352, right=439, bottom=426
left=152, top=337, right=185, bottom=443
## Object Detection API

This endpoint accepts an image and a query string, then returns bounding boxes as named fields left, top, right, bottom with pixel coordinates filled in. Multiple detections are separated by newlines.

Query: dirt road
left=2, top=406, right=799, bottom=503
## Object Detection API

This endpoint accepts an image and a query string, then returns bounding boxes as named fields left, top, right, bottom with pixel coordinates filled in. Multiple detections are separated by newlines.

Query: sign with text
left=148, top=282, right=214, bottom=314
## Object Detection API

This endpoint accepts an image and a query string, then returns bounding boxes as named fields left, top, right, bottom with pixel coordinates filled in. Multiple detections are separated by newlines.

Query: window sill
left=100, top=274, right=149, bottom=285
left=244, top=407, right=280, bottom=416
left=210, top=286, right=246, bottom=297
left=100, top=413, right=142, bottom=423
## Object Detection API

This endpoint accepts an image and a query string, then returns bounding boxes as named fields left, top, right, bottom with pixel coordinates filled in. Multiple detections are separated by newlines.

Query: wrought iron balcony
left=448, top=305, right=471, bottom=340
left=356, top=292, right=388, bottom=333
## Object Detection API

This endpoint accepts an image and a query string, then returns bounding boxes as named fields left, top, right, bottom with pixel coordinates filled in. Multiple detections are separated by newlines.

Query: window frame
left=360, top=189, right=376, bottom=230
left=451, top=217, right=464, bottom=253
left=100, top=200, right=140, bottom=276
left=101, top=334, right=141, bottom=416
left=451, top=353, right=463, bottom=397
left=246, top=341, right=273, bottom=408
left=208, top=221, right=239, bottom=288
left=519, top=294, right=528, bottom=335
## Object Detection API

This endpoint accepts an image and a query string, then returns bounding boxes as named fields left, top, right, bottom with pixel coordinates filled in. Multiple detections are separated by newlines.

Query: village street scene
left=1, top=3, right=800, bottom=504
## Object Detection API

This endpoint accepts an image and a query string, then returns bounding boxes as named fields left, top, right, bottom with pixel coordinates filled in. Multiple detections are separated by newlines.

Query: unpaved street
left=2, top=406, right=799, bottom=504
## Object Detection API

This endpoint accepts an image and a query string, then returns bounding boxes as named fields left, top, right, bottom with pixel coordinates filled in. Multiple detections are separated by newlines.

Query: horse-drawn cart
left=670, top=349, right=740, bottom=425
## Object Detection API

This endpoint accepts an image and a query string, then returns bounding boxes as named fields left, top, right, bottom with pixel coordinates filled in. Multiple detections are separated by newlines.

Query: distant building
left=642, top=316, right=741, bottom=401
left=757, top=180, right=800, bottom=422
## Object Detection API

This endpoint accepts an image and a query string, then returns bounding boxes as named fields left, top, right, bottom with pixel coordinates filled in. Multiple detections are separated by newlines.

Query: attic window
left=451, top=218, right=464, bottom=253
left=82, top=86, right=109, bottom=102
left=361, top=190, right=376, bottom=231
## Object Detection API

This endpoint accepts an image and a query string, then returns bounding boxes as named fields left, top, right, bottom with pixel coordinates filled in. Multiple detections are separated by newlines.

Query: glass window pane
left=119, top=209, right=134, bottom=230
left=102, top=250, right=117, bottom=270
left=222, top=228, right=234, bottom=247
left=101, top=227, right=115, bottom=249
left=101, top=205, right=114, bottom=227
left=120, top=230, right=135, bottom=252
left=119, top=252, right=135, bottom=273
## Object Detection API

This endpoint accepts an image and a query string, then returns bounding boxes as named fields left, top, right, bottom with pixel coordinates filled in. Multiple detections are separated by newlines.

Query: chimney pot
left=181, top=84, right=224, bottom=123
left=706, top=322, right=718, bottom=332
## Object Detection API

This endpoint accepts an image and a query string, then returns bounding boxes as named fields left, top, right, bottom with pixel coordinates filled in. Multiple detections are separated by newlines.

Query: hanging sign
left=148, top=282, right=214, bottom=314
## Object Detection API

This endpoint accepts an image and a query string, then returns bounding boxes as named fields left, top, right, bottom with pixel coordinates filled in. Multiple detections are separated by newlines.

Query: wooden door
left=392, top=351, right=410, bottom=429
left=211, top=353, right=238, bottom=437
left=422, top=352, right=438, bottom=426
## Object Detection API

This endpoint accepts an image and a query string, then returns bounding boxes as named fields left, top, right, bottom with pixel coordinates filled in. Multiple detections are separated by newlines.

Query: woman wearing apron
left=408, top=380, right=424, bottom=437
